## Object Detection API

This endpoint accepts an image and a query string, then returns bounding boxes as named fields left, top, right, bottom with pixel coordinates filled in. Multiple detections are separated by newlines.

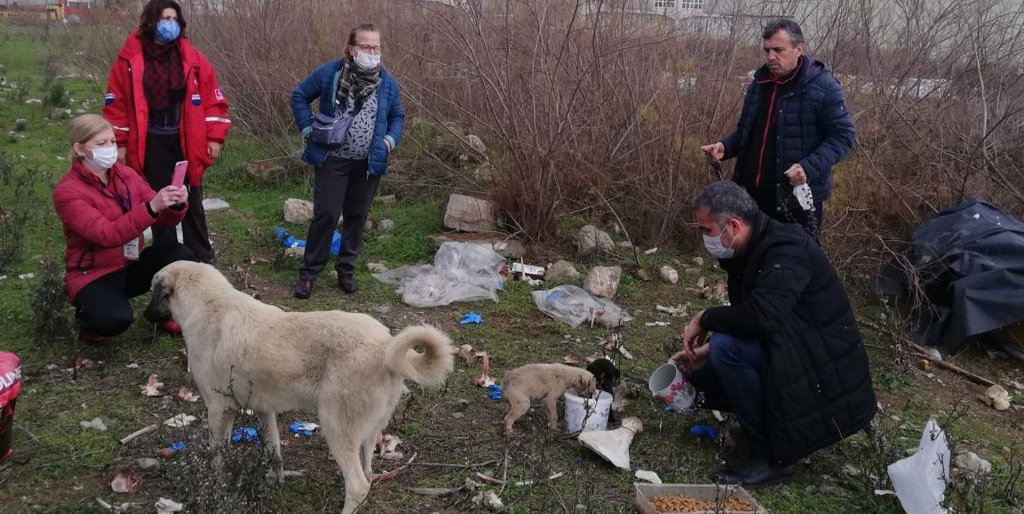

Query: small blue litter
left=276, top=227, right=342, bottom=255
left=689, top=424, right=719, bottom=442
left=231, top=427, right=260, bottom=444
left=665, top=405, right=675, bottom=413
left=486, top=384, right=502, bottom=400
left=289, top=421, right=319, bottom=437
left=460, top=312, right=483, bottom=325
left=167, top=441, right=186, bottom=452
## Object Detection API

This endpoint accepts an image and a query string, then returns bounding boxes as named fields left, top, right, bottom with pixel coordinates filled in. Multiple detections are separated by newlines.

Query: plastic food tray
left=633, top=483, right=768, bottom=514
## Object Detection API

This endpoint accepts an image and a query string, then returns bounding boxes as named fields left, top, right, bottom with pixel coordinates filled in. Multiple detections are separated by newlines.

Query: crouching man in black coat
left=674, top=181, right=876, bottom=487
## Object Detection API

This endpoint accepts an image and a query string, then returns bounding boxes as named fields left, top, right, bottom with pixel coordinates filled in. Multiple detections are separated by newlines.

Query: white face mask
left=85, top=145, right=118, bottom=170
left=353, top=50, right=381, bottom=70
left=702, top=225, right=736, bottom=259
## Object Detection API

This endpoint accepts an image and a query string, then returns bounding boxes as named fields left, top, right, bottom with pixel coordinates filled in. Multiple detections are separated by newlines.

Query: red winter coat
left=102, top=31, right=230, bottom=187
left=53, top=161, right=186, bottom=301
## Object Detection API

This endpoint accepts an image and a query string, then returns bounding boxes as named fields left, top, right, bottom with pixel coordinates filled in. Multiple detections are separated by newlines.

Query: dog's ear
left=151, top=269, right=173, bottom=298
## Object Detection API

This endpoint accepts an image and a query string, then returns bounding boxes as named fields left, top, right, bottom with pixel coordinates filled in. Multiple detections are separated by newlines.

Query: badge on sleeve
left=123, top=237, right=140, bottom=260
left=105, top=93, right=115, bottom=105
left=214, top=88, right=224, bottom=101
left=191, top=94, right=201, bottom=106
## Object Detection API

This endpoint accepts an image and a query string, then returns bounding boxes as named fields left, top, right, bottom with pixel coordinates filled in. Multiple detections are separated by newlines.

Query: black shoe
left=338, top=274, right=358, bottom=294
left=716, top=458, right=794, bottom=488
left=293, top=278, right=314, bottom=299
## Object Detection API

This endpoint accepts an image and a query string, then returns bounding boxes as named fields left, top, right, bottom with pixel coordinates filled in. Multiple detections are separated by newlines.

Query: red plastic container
left=0, top=352, right=21, bottom=462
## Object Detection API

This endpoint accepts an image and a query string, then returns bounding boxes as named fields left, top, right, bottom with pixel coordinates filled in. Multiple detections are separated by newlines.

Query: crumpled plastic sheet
left=374, top=242, right=505, bottom=308
left=532, top=285, right=629, bottom=328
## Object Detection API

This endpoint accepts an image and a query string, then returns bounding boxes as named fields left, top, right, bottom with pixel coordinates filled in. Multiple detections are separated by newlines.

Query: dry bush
left=81, top=0, right=1024, bottom=270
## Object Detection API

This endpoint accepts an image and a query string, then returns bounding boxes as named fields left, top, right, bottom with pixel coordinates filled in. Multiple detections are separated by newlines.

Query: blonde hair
left=67, top=114, right=113, bottom=161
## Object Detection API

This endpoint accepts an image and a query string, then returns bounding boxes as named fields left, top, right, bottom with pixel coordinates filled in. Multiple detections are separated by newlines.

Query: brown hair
left=347, top=23, right=379, bottom=46
left=67, top=114, right=112, bottom=160
left=138, top=0, right=187, bottom=41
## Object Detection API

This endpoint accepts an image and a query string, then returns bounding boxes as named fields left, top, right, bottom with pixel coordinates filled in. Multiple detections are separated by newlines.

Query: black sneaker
left=293, top=278, right=314, bottom=299
left=338, top=274, right=358, bottom=294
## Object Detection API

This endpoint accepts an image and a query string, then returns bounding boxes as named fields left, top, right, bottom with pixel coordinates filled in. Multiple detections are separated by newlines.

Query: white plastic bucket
left=563, top=388, right=612, bottom=434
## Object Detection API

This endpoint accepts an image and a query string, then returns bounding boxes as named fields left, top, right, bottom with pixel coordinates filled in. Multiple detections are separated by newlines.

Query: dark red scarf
left=141, top=37, right=185, bottom=111
left=752, top=56, right=804, bottom=188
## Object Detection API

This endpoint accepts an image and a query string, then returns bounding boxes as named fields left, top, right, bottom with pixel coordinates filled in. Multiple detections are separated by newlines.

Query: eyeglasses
left=353, top=44, right=382, bottom=54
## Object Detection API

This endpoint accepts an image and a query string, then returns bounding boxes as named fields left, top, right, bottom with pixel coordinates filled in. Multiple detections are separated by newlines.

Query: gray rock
left=202, top=198, right=230, bottom=212
left=443, top=194, right=497, bottom=232
left=283, top=198, right=314, bottom=224
left=616, top=240, right=633, bottom=250
left=546, top=260, right=580, bottom=282
left=367, top=262, right=389, bottom=274
left=583, top=266, right=622, bottom=299
left=14, top=118, right=27, bottom=131
left=49, top=108, right=70, bottom=120
left=376, top=219, right=395, bottom=233
left=136, top=457, right=161, bottom=470
left=472, top=163, right=495, bottom=183
left=363, top=219, right=372, bottom=232
left=659, top=265, right=679, bottom=284
left=25, top=98, right=42, bottom=105
left=576, top=225, right=614, bottom=255
left=955, top=451, right=992, bottom=474
left=466, top=134, right=487, bottom=156
left=692, top=256, right=705, bottom=266
left=244, top=161, right=284, bottom=181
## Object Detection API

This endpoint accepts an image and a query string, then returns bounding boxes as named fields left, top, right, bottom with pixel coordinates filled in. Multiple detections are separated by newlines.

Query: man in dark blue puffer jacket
left=701, top=19, right=854, bottom=240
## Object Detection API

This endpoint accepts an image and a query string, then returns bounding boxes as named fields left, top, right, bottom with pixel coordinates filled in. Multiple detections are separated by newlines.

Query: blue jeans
left=685, top=332, right=767, bottom=455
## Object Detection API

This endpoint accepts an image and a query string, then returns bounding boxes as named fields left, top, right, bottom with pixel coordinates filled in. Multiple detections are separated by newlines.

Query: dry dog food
left=651, top=494, right=755, bottom=512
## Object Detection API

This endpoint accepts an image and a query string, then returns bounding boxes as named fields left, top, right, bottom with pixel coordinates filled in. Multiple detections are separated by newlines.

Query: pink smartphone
left=171, top=161, right=188, bottom=188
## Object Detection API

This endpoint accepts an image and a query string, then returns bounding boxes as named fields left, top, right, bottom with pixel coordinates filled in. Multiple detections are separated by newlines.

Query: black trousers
left=143, top=133, right=214, bottom=263
left=74, top=243, right=195, bottom=337
left=299, top=156, right=380, bottom=280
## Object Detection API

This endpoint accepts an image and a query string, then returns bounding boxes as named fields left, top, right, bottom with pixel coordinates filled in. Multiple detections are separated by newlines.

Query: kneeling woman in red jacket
left=54, top=115, right=195, bottom=343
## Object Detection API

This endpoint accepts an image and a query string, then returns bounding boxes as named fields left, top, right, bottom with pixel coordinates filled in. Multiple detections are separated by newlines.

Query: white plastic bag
left=887, top=418, right=950, bottom=514
left=373, top=242, right=504, bottom=307
left=532, top=285, right=628, bottom=328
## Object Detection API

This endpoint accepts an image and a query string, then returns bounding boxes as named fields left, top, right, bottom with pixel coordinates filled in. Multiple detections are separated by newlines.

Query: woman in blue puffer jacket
left=290, top=22, right=405, bottom=299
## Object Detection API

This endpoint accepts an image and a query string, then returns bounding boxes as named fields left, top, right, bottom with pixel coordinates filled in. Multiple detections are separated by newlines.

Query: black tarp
left=876, top=199, right=1024, bottom=354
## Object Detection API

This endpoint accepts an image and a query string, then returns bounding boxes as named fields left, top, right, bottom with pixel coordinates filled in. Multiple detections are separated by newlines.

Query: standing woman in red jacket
left=103, top=0, right=230, bottom=264
left=54, top=115, right=196, bottom=343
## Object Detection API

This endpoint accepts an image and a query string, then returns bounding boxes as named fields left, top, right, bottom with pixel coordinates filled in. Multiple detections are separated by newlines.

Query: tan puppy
left=143, top=262, right=453, bottom=514
left=502, top=363, right=597, bottom=436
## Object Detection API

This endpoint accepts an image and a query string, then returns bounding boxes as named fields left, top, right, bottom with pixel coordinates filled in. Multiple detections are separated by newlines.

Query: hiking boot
left=338, top=274, right=358, bottom=294
left=293, top=278, right=314, bottom=299
left=716, top=458, right=794, bottom=488
left=160, top=319, right=182, bottom=335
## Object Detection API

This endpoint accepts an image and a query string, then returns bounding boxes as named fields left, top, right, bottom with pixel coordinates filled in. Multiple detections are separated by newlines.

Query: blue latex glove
left=231, top=427, right=260, bottom=444
left=487, top=384, right=502, bottom=400
left=460, top=312, right=483, bottom=325
left=167, top=441, right=186, bottom=452
left=289, top=421, right=318, bottom=437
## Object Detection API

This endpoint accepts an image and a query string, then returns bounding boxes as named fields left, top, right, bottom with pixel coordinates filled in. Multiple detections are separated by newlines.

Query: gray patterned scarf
left=336, top=57, right=381, bottom=114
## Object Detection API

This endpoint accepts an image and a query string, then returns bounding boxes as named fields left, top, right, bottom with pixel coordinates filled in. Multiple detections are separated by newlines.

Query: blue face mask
left=156, top=19, right=181, bottom=43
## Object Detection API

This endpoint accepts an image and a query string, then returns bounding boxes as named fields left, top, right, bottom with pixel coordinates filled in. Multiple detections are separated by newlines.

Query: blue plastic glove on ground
left=460, top=312, right=483, bottom=325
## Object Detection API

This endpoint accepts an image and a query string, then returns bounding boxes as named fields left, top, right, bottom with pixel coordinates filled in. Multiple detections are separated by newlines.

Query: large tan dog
left=143, top=261, right=453, bottom=514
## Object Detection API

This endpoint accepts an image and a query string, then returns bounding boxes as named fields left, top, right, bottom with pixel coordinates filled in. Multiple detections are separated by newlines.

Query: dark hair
left=693, top=181, right=761, bottom=226
left=762, top=19, right=804, bottom=45
left=138, top=0, right=186, bottom=41
left=347, top=23, right=379, bottom=46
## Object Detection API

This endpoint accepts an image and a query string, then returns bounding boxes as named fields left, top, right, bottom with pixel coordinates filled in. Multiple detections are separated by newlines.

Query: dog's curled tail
left=384, top=325, right=454, bottom=386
